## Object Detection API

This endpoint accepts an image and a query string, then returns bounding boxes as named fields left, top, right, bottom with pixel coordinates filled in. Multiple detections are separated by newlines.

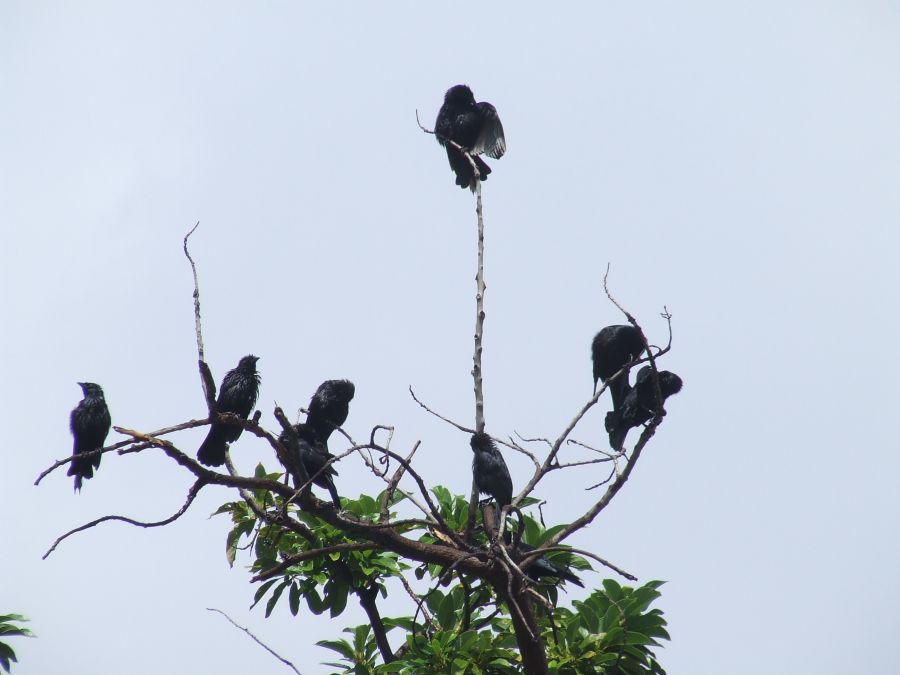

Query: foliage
left=0, top=614, right=34, bottom=674
left=217, top=477, right=669, bottom=673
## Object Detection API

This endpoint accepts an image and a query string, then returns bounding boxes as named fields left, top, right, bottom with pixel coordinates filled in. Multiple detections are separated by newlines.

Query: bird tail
left=446, top=146, right=492, bottom=191
left=197, top=426, right=228, bottom=467
left=67, top=456, right=94, bottom=492
left=608, top=375, right=630, bottom=411
left=561, top=569, right=584, bottom=587
left=326, top=479, right=342, bottom=510
left=605, top=411, right=628, bottom=452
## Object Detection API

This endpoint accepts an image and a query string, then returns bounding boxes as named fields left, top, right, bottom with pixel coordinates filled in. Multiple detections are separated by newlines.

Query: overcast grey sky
left=3, top=2, right=899, bottom=673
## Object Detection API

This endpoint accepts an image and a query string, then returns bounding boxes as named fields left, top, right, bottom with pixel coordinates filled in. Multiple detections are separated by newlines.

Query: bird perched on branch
left=434, top=84, right=506, bottom=191
left=279, top=422, right=341, bottom=509
left=68, top=382, right=111, bottom=492
left=502, top=531, right=583, bottom=587
left=605, top=366, right=683, bottom=451
left=471, top=432, right=513, bottom=509
left=305, top=379, right=355, bottom=443
left=197, top=355, right=260, bottom=466
left=591, top=325, right=646, bottom=409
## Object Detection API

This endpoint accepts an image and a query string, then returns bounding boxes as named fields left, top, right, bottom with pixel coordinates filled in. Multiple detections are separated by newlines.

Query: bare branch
left=206, top=608, right=302, bottom=675
left=529, top=546, right=637, bottom=582
left=183, top=222, right=216, bottom=412
left=43, top=479, right=205, bottom=559
left=380, top=440, right=421, bottom=523
left=35, top=418, right=211, bottom=485
left=399, top=575, right=437, bottom=633
left=544, top=421, right=659, bottom=550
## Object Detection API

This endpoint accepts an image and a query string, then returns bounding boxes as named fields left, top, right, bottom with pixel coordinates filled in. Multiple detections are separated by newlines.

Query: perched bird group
left=591, top=325, right=683, bottom=451
left=434, top=84, right=505, bottom=191
left=63, top=354, right=355, bottom=511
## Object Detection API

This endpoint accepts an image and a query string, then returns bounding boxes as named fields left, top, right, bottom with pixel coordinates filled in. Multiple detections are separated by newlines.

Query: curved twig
left=43, top=479, right=205, bottom=559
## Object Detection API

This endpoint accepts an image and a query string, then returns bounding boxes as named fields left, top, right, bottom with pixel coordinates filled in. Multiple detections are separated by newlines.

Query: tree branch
left=206, top=608, right=302, bottom=675
left=43, top=479, right=205, bottom=559
left=183, top=222, right=216, bottom=412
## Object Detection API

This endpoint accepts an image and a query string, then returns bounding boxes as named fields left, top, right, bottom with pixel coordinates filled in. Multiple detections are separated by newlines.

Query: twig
left=585, top=464, right=618, bottom=491
left=43, top=479, right=205, bottom=559
left=408, top=388, right=529, bottom=458
left=183, top=222, right=216, bottom=412
left=544, top=420, right=659, bottom=550
left=566, top=438, right=623, bottom=461
left=380, top=440, right=421, bottom=523
left=516, top=542, right=636, bottom=582
left=34, top=418, right=211, bottom=484
left=206, top=608, right=302, bottom=675
left=399, top=575, right=437, bottom=632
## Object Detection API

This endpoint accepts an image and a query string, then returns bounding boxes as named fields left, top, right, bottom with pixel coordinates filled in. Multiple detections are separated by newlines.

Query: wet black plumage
left=434, top=84, right=506, bottom=191
left=605, top=366, right=683, bottom=451
left=197, top=355, right=260, bottom=467
left=306, top=379, right=355, bottom=443
left=279, top=422, right=341, bottom=509
left=502, top=532, right=584, bottom=587
left=591, top=325, right=646, bottom=409
left=520, top=543, right=584, bottom=588
left=470, top=432, right=513, bottom=509
left=68, top=382, right=111, bottom=492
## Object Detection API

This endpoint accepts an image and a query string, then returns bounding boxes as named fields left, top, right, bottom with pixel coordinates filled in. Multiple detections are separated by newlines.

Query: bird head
left=444, top=84, right=475, bottom=106
left=660, top=372, right=684, bottom=398
left=78, top=382, right=104, bottom=397
left=470, top=431, right=494, bottom=455
left=329, top=379, right=356, bottom=402
left=237, top=355, right=260, bottom=372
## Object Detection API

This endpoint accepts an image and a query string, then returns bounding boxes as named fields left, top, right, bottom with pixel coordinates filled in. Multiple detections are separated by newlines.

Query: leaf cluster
left=216, top=477, right=669, bottom=673
left=0, top=614, right=34, bottom=674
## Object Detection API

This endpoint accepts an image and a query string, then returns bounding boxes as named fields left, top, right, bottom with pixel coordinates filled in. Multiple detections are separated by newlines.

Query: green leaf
left=289, top=584, right=301, bottom=616
left=250, top=579, right=277, bottom=609
left=265, top=581, right=288, bottom=617
left=317, top=638, right=356, bottom=660
left=329, top=583, right=349, bottom=618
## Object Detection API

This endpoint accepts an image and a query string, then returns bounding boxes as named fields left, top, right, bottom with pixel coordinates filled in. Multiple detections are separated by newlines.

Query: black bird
left=279, top=422, right=341, bottom=509
left=68, top=382, right=112, bottom=492
left=197, top=355, right=261, bottom=467
left=591, top=325, right=646, bottom=409
left=521, top=544, right=584, bottom=588
left=470, top=432, right=513, bottom=509
left=306, top=379, right=355, bottom=443
left=605, top=366, right=683, bottom=451
left=434, top=84, right=506, bottom=191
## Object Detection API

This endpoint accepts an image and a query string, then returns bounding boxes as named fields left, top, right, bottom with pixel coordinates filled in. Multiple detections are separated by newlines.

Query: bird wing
left=472, top=102, right=505, bottom=159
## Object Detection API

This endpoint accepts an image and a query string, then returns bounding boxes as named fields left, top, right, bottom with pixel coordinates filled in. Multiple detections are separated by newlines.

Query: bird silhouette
left=605, top=366, right=683, bottom=451
left=68, top=382, right=111, bottom=492
left=197, top=355, right=260, bottom=466
left=471, top=432, right=513, bottom=509
left=434, top=84, right=506, bottom=191
left=591, top=325, right=646, bottom=409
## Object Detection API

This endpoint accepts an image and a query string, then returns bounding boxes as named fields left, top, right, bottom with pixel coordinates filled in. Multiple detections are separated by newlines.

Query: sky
left=2, top=2, right=899, bottom=673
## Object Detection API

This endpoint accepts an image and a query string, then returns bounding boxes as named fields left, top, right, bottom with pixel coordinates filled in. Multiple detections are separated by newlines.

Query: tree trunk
left=500, top=582, right=548, bottom=675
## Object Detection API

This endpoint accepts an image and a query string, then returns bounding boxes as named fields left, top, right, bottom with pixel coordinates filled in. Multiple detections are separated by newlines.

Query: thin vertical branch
left=466, top=178, right=486, bottom=540
left=183, top=222, right=217, bottom=412
left=473, top=179, right=486, bottom=433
